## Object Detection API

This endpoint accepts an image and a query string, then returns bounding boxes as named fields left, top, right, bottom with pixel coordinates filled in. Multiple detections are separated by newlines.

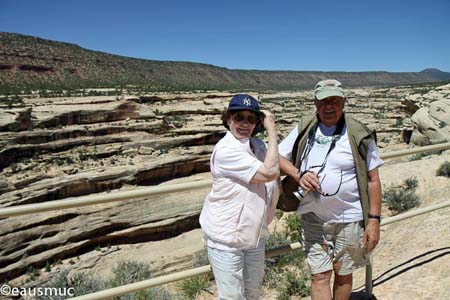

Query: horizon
left=1, top=0, right=449, bottom=73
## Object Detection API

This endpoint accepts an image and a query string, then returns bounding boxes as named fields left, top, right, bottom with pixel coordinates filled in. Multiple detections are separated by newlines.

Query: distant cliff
left=1, top=32, right=450, bottom=91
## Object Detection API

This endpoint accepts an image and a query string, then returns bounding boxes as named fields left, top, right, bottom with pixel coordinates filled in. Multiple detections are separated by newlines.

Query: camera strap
left=301, top=114, right=346, bottom=174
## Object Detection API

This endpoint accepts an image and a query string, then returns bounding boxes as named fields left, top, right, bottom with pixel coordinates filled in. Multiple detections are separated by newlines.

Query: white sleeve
left=366, top=140, right=384, bottom=171
left=278, top=126, right=299, bottom=160
left=213, top=147, right=263, bottom=183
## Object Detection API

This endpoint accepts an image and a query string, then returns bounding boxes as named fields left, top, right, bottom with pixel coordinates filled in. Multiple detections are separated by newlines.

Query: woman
left=199, top=93, right=280, bottom=300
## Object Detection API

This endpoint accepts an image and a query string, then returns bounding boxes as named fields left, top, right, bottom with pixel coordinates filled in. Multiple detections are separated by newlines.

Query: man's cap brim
left=315, top=90, right=345, bottom=101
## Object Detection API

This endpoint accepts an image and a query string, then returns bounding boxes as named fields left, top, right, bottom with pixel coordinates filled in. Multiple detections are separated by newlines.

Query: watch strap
left=368, top=214, right=381, bottom=222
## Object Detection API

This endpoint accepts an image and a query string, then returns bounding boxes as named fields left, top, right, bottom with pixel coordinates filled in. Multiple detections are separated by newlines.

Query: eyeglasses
left=302, top=163, right=343, bottom=197
left=317, top=169, right=343, bottom=197
left=232, top=112, right=257, bottom=124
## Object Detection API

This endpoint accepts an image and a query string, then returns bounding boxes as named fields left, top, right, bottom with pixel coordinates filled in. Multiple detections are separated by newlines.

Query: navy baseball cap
left=228, top=94, right=262, bottom=115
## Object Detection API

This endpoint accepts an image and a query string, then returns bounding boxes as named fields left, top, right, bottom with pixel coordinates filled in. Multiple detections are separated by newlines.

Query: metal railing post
left=365, top=264, right=373, bottom=295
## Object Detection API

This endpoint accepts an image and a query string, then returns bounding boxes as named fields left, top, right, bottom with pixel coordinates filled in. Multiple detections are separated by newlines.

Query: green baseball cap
left=314, top=79, right=345, bottom=100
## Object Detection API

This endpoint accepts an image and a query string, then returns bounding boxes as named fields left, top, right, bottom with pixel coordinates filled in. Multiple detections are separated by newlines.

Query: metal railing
left=0, top=180, right=211, bottom=218
left=1, top=142, right=449, bottom=300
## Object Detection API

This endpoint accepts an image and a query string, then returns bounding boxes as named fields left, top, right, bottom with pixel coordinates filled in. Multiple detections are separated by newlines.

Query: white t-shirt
left=279, top=123, right=383, bottom=223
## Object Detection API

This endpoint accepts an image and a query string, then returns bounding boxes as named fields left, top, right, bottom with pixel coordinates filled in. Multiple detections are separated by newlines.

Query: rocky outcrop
left=410, top=100, right=450, bottom=145
left=0, top=108, right=32, bottom=131
left=407, top=83, right=450, bottom=145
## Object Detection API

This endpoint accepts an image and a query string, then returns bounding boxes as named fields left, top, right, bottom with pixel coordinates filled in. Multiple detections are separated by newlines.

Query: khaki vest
left=292, top=114, right=376, bottom=227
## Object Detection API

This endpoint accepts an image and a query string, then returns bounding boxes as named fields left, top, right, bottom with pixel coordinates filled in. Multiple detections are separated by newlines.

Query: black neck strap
left=301, top=114, right=346, bottom=172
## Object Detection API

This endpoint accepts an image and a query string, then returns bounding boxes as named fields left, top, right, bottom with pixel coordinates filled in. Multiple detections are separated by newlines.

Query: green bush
left=264, top=213, right=309, bottom=299
left=283, top=213, right=302, bottom=242
left=265, top=214, right=304, bottom=279
left=404, top=176, right=419, bottom=189
left=109, top=261, right=172, bottom=300
left=436, top=161, right=450, bottom=177
left=109, top=260, right=152, bottom=288
left=276, top=269, right=310, bottom=300
left=34, top=269, right=105, bottom=300
left=384, top=189, right=420, bottom=214
left=176, top=247, right=212, bottom=300
left=265, top=232, right=291, bottom=288
left=409, top=150, right=442, bottom=161
left=178, top=274, right=210, bottom=300
left=34, top=261, right=172, bottom=300
left=409, top=140, right=448, bottom=161
left=27, top=267, right=40, bottom=281
left=383, top=177, right=421, bottom=214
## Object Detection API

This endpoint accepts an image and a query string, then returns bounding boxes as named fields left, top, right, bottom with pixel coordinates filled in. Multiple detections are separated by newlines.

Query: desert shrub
left=383, top=177, right=421, bottom=214
left=283, top=213, right=302, bottom=242
left=264, top=232, right=291, bottom=288
left=27, top=267, right=40, bottom=282
left=384, top=189, right=420, bottom=214
left=176, top=247, right=213, bottom=299
left=409, top=140, right=448, bottom=161
left=276, top=269, right=310, bottom=300
left=34, top=269, right=105, bottom=300
left=178, top=274, right=210, bottom=300
left=34, top=261, right=172, bottom=300
left=265, top=214, right=304, bottom=276
left=109, top=260, right=152, bottom=288
left=404, top=176, right=419, bottom=189
left=409, top=150, right=442, bottom=161
left=264, top=214, right=310, bottom=299
left=436, top=161, right=450, bottom=177
left=109, top=261, right=173, bottom=300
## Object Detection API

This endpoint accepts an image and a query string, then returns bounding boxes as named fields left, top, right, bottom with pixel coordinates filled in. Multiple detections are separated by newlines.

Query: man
left=279, top=79, right=383, bottom=300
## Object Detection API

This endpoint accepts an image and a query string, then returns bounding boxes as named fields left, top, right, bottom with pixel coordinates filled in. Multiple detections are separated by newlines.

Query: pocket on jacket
left=200, top=200, right=244, bottom=245
left=234, top=200, right=265, bottom=248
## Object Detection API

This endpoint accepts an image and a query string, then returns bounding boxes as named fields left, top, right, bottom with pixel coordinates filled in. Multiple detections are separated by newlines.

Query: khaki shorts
left=301, top=212, right=370, bottom=276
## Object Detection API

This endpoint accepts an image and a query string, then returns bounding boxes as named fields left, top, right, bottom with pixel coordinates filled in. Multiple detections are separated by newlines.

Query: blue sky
left=1, top=0, right=449, bottom=72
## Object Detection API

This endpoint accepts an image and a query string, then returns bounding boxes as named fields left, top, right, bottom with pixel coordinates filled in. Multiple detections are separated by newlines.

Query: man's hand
left=363, top=219, right=380, bottom=253
left=299, top=171, right=321, bottom=192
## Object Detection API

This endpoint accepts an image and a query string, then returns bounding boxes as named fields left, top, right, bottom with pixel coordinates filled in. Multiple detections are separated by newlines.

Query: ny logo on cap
left=243, top=98, right=251, bottom=106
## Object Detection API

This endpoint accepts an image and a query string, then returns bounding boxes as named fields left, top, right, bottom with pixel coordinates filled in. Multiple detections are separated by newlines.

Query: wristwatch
left=368, top=214, right=381, bottom=222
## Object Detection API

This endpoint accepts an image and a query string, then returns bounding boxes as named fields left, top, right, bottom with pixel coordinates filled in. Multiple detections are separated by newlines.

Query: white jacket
left=199, top=132, right=279, bottom=249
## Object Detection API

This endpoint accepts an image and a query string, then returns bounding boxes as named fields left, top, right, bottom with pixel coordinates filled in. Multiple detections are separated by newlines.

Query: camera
left=293, top=186, right=306, bottom=200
